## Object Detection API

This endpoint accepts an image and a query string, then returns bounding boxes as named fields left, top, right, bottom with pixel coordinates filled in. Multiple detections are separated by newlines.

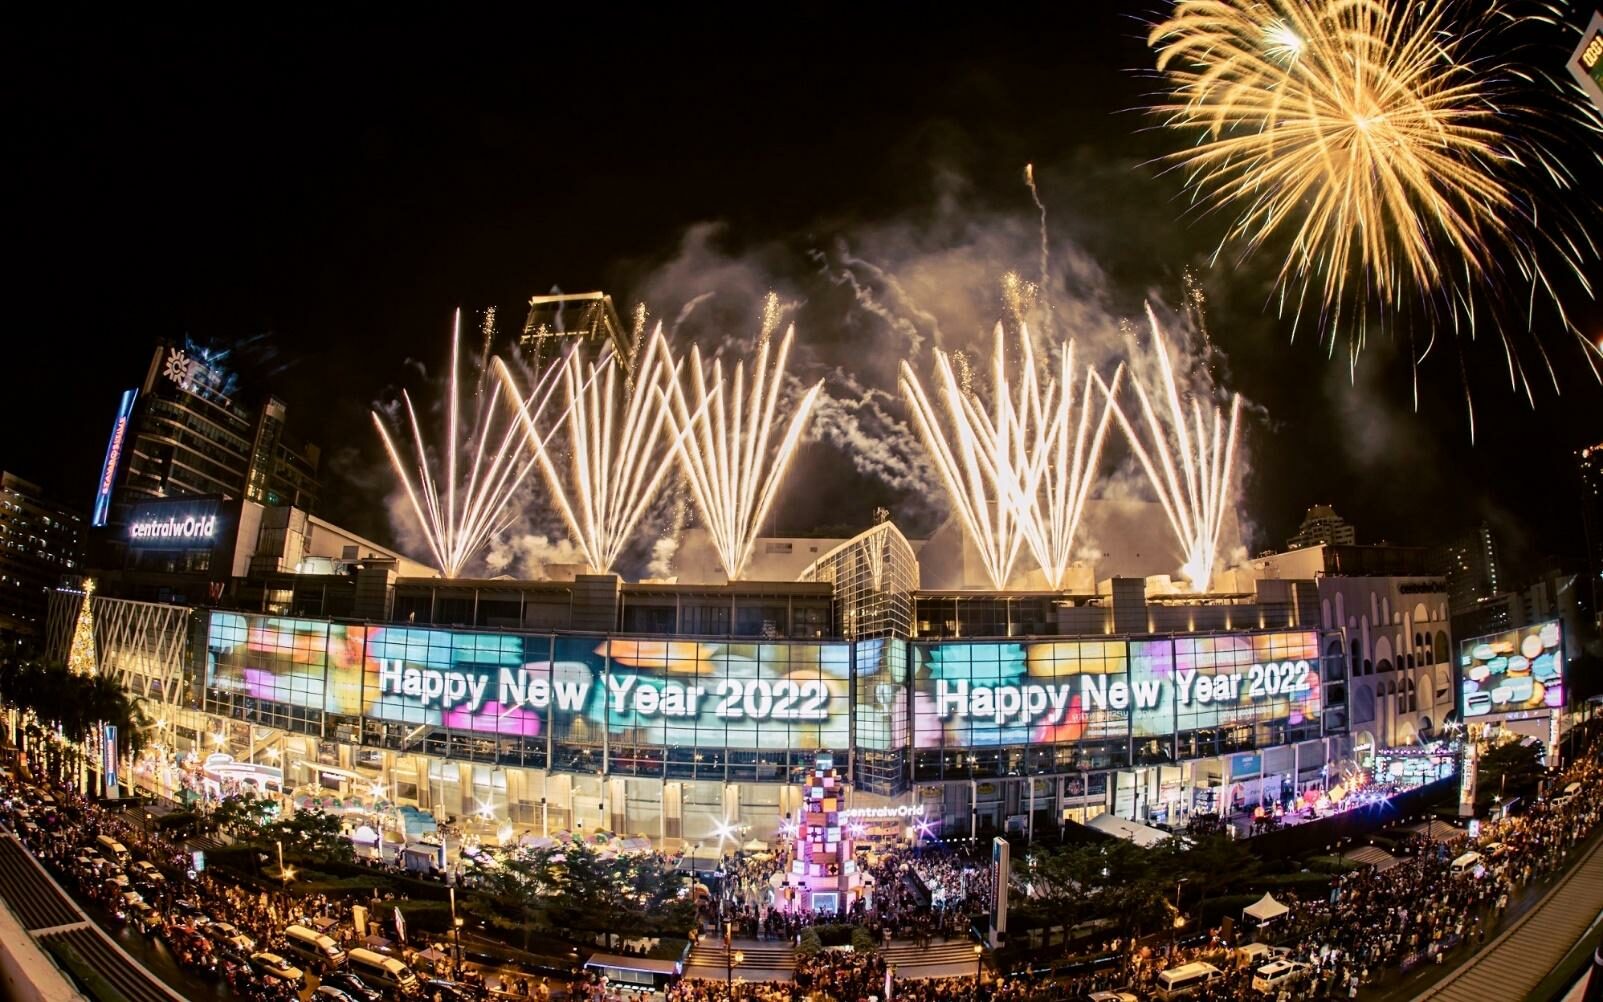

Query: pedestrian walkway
left=685, top=938, right=795, bottom=982
left=682, top=935, right=985, bottom=983
left=881, top=938, right=986, bottom=980
left=1412, top=834, right=1603, bottom=1002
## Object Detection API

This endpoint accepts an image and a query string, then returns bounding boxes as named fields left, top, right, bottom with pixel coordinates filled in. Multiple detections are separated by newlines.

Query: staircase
left=684, top=939, right=796, bottom=982
left=880, top=939, right=986, bottom=980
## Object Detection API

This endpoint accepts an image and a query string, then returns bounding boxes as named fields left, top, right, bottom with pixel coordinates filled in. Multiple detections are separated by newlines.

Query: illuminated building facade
left=110, top=341, right=322, bottom=528
left=0, top=472, right=84, bottom=660
left=49, top=562, right=1350, bottom=845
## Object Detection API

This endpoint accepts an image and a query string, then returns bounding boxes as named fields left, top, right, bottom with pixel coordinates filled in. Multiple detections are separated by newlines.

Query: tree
left=265, top=808, right=355, bottom=863
left=466, top=843, right=694, bottom=953
left=466, top=849, right=560, bottom=951
left=212, top=794, right=278, bottom=839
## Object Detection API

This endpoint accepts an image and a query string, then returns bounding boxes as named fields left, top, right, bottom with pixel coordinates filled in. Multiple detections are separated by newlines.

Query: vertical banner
left=1458, top=739, right=1477, bottom=818
left=989, top=835, right=1009, bottom=948
left=91, top=389, right=138, bottom=527
left=102, top=724, right=119, bottom=800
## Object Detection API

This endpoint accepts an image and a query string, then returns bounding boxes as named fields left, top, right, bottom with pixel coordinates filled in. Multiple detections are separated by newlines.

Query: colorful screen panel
left=1459, top=620, right=1564, bottom=718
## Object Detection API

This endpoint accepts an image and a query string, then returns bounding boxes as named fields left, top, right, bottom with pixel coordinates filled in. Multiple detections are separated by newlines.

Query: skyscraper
left=1439, top=521, right=1503, bottom=618
left=1287, top=504, right=1356, bottom=550
left=111, top=341, right=322, bottom=520
left=1580, top=441, right=1603, bottom=634
left=0, top=472, right=84, bottom=661
left=518, top=291, right=631, bottom=372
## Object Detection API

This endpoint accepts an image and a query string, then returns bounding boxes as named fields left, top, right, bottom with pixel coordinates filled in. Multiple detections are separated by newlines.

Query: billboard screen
left=911, top=630, right=1323, bottom=750
left=205, top=613, right=853, bottom=750
left=1459, top=620, right=1564, bottom=718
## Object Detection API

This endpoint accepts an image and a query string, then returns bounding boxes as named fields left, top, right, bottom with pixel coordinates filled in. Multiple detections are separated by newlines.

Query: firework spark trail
left=662, top=325, right=825, bottom=580
left=1149, top=0, right=1603, bottom=402
left=498, top=329, right=693, bottom=575
left=1106, top=307, right=1241, bottom=593
left=1023, top=163, right=1051, bottom=294
left=899, top=324, right=1121, bottom=590
left=373, top=309, right=569, bottom=578
left=757, top=291, right=784, bottom=354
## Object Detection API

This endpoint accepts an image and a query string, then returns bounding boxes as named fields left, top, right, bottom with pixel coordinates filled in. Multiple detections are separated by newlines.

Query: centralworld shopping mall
left=50, top=492, right=1508, bottom=855
left=34, top=336, right=1547, bottom=858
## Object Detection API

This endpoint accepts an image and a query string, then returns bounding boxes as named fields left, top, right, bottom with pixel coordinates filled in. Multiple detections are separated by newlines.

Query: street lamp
left=973, top=943, right=984, bottom=993
left=450, top=885, right=463, bottom=975
left=727, top=946, right=743, bottom=998
left=1171, top=877, right=1189, bottom=954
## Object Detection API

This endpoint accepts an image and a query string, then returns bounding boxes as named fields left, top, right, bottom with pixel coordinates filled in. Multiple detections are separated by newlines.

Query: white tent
left=1242, top=893, right=1290, bottom=924
left=1087, top=813, right=1172, bottom=848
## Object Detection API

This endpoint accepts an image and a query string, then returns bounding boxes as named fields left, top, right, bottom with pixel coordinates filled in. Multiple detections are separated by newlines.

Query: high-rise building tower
left=1287, top=504, right=1356, bottom=550
left=1440, top=520, right=1503, bottom=617
left=1579, top=440, right=1603, bottom=634
left=110, top=340, right=322, bottom=521
left=0, top=472, right=84, bottom=661
left=518, top=291, right=631, bottom=373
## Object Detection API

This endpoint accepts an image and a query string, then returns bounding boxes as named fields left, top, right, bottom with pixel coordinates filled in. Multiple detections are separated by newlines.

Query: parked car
left=421, top=980, right=485, bottom=1002
left=250, top=952, right=306, bottom=986
left=319, top=971, right=385, bottom=1002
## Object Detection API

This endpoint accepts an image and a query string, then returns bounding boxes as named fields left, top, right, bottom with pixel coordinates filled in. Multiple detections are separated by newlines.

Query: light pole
left=1171, top=877, right=1189, bottom=955
left=276, top=839, right=294, bottom=897
left=973, top=943, right=983, bottom=995
left=726, top=946, right=743, bottom=998
left=449, top=885, right=463, bottom=975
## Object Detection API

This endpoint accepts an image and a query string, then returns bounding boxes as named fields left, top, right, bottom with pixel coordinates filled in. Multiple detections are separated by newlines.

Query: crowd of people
left=8, top=731, right=1603, bottom=1002
left=3, top=768, right=564, bottom=1001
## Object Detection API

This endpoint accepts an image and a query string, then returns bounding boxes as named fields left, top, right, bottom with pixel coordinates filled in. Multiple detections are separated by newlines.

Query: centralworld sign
left=129, top=514, right=218, bottom=542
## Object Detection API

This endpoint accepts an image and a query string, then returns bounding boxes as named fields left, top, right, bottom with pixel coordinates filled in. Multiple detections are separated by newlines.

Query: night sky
left=7, top=9, right=1602, bottom=580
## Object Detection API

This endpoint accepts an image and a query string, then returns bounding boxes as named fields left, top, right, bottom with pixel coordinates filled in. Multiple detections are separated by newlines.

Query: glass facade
left=799, top=522, right=918, bottom=639
left=906, top=630, right=1333, bottom=782
left=202, top=611, right=1341, bottom=797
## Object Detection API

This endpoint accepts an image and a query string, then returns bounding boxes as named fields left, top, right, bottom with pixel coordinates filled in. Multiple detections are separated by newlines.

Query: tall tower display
left=785, top=753, right=861, bottom=914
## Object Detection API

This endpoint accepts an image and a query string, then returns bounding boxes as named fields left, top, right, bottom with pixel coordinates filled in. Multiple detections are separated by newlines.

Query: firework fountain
left=496, top=331, right=689, bottom=575
left=372, top=310, right=571, bottom=578
left=899, top=324, right=1122, bottom=591
left=661, top=324, right=825, bottom=581
left=1109, top=307, right=1242, bottom=593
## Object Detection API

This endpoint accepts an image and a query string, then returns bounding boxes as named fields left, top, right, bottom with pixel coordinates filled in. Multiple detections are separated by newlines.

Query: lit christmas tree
left=67, top=578, right=98, bottom=675
left=784, top=753, right=862, bottom=915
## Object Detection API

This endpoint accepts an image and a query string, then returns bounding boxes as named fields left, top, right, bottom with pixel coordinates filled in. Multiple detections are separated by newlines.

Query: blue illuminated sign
left=91, top=389, right=138, bottom=527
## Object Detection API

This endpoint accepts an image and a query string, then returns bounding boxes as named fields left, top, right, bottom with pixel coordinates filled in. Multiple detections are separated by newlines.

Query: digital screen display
left=206, top=613, right=853, bottom=750
left=910, top=630, right=1323, bottom=749
left=1459, top=620, right=1564, bottom=718
left=1579, top=28, right=1603, bottom=86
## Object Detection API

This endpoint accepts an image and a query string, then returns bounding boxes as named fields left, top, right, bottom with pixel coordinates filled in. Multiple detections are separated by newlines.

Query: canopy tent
left=1087, top=812, right=1172, bottom=848
left=742, top=839, right=770, bottom=852
left=1242, top=893, right=1290, bottom=924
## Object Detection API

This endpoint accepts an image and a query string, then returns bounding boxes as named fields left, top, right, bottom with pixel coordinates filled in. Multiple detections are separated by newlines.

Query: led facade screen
left=1459, top=620, right=1564, bottom=718
left=911, top=630, right=1323, bottom=750
left=206, top=613, right=1328, bottom=762
left=206, top=613, right=853, bottom=750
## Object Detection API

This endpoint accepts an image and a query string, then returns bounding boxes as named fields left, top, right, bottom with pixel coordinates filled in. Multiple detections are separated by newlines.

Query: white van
left=1251, top=960, right=1308, bottom=993
left=1236, top=942, right=1289, bottom=967
left=282, top=924, right=346, bottom=972
left=1554, top=781, right=1583, bottom=807
left=1451, top=851, right=1483, bottom=875
left=95, top=835, right=131, bottom=866
left=347, top=948, right=417, bottom=995
left=1155, top=961, right=1223, bottom=999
